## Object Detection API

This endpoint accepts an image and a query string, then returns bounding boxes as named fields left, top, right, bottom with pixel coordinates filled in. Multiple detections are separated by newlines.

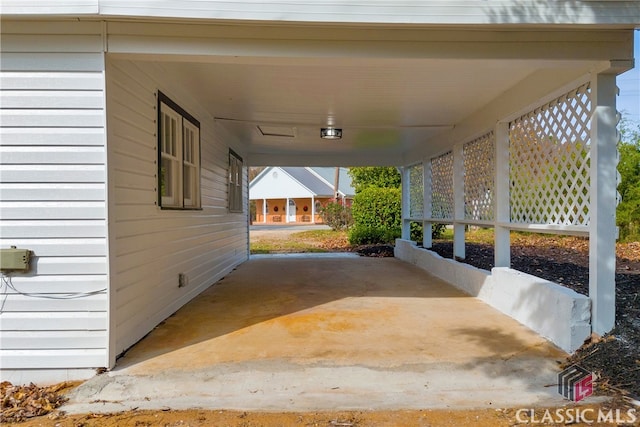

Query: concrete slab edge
left=394, top=239, right=591, bottom=353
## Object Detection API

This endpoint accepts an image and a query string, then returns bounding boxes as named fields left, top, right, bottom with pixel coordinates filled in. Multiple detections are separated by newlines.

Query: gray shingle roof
left=311, top=167, right=354, bottom=197
left=281, top=167, right=335, bottom=196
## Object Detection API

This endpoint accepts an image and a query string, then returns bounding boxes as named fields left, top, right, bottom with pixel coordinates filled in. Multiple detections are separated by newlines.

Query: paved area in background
left=65, top=255, right=582, bottom=413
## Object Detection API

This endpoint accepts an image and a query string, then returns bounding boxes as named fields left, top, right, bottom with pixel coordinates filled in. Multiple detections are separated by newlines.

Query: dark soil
left=355, top=244, right=396, bottom=257
left=427, top=240, right=640, bottom=400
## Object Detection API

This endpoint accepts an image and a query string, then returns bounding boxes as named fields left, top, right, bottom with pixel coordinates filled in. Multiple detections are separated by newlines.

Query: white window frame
left=229, top=149, right=243, bottom=213
left=158, top=92, right=201, bottom=210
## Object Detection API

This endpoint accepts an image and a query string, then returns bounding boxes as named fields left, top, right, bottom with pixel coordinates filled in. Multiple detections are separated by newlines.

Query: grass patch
left=250, top=229, right=350, bottom=254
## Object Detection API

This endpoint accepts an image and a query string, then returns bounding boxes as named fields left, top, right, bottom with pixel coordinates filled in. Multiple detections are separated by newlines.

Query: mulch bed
left=426, top=238, right=640, bottom=400
left=355, top=244, right=396, bottom=257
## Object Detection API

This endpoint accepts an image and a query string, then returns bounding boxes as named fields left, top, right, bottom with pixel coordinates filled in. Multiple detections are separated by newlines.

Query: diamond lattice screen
left=509, top=83, right=591, bottom=226
left=409, top=163, right=424, bottom=219
left=464, top=132, right=495, bottom=221
left=431, top=151, right=454, bottom=220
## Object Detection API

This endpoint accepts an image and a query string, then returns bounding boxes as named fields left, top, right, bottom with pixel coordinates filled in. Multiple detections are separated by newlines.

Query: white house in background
left=250, top=167, right=354, bottom=224
left=0, top=1, right=637, bottom=384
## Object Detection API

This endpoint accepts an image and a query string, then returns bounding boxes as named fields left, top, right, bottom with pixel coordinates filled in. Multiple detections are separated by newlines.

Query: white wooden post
left=423, top=159, right=433, bottom=248
left=311, top=195, right=316, bottom=224
left=494, top=122, right=511, bottom=267
left=263, top=198, right=267, bottom=223
left=589, top=72, right=618, bottom=335
left=286, top=197, right=290, bottom=223
left=453, top=143, right=465, bottom=259
left=401, top=166, right=411, bottom=240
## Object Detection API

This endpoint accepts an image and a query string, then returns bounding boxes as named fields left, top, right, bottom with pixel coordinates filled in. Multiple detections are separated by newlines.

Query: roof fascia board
left=5, top=1, right=640, bottom=26
left=104, top=24, right=632, bottom=62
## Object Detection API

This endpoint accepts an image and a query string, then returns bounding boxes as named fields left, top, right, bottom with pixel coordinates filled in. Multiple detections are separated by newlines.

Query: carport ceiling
left=121, top=21, right=627, bottom=168
left=159, top=56, right=592, bottom=166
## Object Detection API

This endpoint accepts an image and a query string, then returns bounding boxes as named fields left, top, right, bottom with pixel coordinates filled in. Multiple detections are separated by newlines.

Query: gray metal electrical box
left=0, top=247, right=31, bottom=271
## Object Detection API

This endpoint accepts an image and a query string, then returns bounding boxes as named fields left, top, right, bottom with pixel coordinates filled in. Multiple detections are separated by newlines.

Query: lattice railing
left=464, top=132, right=495, bottom=221
left=431, top=151, right=454, bottom=220
left=509, top=83, right=591, bottom=226
left=408, top=163, right=424, bottom=219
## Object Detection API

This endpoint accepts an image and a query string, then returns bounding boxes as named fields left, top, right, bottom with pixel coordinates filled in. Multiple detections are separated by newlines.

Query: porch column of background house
left=311, top=195, right=315, bottom=224
left=263, top=198, right=267, bottom=223
left=286, top=197, right=290, bottom=223
left=589, top=72, right=618, bottom=335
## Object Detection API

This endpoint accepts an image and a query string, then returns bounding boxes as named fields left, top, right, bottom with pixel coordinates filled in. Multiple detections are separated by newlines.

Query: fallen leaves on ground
left=1, top=381, right=70, bottom=423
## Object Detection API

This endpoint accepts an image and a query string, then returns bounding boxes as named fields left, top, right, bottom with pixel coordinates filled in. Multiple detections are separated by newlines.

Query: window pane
left=162, top=113, right=169, bottom=154
left=171, top=118, right=176, bottom=155
left=183, top=163, right=192, bottom=200
left=161, top=156, right=173, bottom=197
left=158, top=94, right=200, bottom=209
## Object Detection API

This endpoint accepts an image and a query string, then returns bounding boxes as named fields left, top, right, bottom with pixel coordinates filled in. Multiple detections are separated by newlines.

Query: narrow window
left=158, top=92, right=200, bottom=209
left=229, top=150, right=243, bottom=212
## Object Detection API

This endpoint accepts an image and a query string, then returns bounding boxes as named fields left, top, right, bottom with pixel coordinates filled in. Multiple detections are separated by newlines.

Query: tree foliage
left=617, top=120, right=640, bottom=241
left=348, top=167, right=401, bottom=193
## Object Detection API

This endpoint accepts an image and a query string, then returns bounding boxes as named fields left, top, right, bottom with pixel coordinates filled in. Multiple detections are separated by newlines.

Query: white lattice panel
left=509, top=83, right=591, bottom=226
left=464, top=132, right=495, bottom=221
left=408, top=163, right=424, bottom=219
left=431, top=151, right=454, bottom=220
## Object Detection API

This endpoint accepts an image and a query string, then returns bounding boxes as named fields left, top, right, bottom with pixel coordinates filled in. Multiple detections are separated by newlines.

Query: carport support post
left=494, top=122, right=511, bottom=268
left=401, top=166, right=411, bottom=240
left=453, top=144, right=465, bottom=260
left=423, top=159, right=432, bottom=248
left=589, top=72, right=618, bottom=335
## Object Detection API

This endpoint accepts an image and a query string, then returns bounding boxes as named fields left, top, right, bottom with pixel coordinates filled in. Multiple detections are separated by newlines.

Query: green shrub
left=409, top=222, right=446, bottom=243
left=348, top=225, right=400, bottom=245
left=432, top=223, right=446, bottom=239
left=318, top=202, right=353, bottom=231
left=351, top=187, right=402, bottom=230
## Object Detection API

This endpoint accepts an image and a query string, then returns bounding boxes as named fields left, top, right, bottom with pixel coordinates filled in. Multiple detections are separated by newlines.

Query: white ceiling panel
left=158, top=57, right=544, bottom=162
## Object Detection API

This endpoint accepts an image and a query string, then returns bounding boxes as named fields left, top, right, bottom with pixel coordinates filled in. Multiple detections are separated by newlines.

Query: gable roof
left=282, top=167, right=334, bottom=197
left=310, top=167, right=355, bottom=197
left=249, top=167, right=354, bottom=200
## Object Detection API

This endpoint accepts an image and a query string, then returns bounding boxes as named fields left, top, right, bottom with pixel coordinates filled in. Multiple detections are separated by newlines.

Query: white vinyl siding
left=0, top=21, right=109, bottom=376
left=106, top=59, right=248, bottom=358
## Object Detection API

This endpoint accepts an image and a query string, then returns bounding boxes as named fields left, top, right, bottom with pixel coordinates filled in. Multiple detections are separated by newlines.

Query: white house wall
left=249, top=168, right=314, bottom=200
left=0, top=21, right=109, bottom=384
left=106, top=58, right=248, bottom=362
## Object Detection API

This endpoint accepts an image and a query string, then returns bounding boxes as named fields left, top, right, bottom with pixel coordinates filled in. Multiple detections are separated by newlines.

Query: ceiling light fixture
left=321, top=127, right=342, bottom=140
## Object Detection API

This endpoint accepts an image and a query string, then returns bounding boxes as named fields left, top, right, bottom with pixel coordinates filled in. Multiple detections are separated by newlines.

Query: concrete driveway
left=65, top=254, right=577, bottom=413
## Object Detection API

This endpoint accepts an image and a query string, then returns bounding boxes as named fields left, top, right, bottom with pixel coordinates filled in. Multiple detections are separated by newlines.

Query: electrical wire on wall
left=0, top=272, right=107, bottom=315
